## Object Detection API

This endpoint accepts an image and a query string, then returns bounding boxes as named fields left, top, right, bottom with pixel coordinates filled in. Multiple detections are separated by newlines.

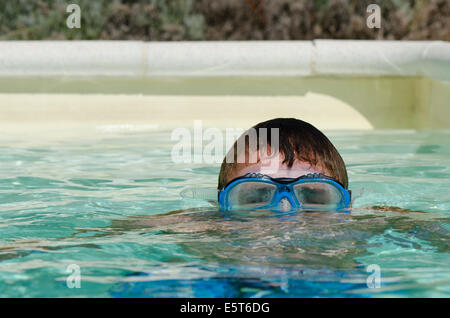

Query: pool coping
left=0, top=40, right=449, bottom=81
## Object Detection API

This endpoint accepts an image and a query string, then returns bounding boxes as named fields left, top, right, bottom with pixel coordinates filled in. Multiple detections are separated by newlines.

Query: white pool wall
left=0, top=40, right=449, bottom=80
left=0, top=40, right=448, bottom=134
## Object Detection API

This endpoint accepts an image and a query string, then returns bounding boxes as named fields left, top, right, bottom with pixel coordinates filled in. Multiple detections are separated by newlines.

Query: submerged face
left=221, top=154, right=350, bottom=212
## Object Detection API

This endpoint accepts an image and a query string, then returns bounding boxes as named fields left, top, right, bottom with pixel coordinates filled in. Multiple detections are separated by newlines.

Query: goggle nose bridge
left=280, top=184, right=289, bottom=191
left=272, top=186, right=298, bottom=208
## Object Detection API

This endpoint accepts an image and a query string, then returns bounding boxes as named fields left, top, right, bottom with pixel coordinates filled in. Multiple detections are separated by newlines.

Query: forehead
left=228, top=157, right=327, bottom=182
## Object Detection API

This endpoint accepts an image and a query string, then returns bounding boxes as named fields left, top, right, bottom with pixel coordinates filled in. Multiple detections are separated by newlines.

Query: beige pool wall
left=0, top=40, right=448, bottom=137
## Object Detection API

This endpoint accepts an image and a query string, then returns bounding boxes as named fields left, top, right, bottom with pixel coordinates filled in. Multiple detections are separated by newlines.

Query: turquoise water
left=0, top=130, right=449, bottom=297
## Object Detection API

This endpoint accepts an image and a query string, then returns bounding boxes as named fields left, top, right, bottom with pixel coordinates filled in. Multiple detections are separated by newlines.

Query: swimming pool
left=0, top=129, right=448, bottom=297
left=0, top=41, right=449, bottom=298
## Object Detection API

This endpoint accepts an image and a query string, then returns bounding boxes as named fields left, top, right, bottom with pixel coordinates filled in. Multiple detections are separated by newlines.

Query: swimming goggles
left=218, top=172, right=351, bottom=212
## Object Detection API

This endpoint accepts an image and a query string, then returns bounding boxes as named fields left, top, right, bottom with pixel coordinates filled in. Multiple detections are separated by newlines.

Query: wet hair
left=218, top=118, right=348, bottom=190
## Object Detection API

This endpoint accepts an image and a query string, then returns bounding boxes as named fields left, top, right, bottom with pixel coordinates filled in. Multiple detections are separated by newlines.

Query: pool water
left=0, top=129, right=449, bottom=297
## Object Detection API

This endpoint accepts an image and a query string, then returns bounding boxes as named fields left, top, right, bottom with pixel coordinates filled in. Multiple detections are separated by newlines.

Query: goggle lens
left=292, top=182, right=344, bottom=209
left=227, top=182, right=277, bottom=209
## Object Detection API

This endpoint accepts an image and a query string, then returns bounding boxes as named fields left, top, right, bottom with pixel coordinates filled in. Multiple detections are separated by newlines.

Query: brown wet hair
left=218, top=118, right=348, bottom=190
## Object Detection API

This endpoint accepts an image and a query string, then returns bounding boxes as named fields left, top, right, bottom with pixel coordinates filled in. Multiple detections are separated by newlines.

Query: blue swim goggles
left=218, top=173, right=351, bottom=212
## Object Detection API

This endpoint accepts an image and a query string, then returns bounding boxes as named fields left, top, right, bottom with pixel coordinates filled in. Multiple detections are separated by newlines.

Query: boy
left=217, top=118, right=351, bottom=212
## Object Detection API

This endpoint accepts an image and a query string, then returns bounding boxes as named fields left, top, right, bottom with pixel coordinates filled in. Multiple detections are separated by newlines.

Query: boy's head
left=218, top=118, right=348, bottom=190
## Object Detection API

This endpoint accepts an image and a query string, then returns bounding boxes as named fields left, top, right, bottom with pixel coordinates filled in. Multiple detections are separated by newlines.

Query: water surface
left=0, top=130, right=449, bottom=297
